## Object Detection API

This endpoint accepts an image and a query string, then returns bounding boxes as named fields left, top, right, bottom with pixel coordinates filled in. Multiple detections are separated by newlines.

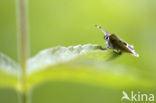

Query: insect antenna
left=95, top=24, right=110, bottom=36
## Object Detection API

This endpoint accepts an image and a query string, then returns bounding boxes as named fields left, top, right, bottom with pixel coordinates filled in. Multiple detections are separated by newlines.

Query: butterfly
left=95, top=25, right=139, bottom=57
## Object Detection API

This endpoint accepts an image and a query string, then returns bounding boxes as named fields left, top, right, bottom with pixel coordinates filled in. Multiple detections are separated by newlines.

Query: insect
left=95, top=25, right=139, bottom=57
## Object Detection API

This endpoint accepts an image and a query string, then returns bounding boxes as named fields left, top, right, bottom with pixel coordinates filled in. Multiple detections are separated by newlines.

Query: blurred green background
left=0, top=0, right=156, bottom=103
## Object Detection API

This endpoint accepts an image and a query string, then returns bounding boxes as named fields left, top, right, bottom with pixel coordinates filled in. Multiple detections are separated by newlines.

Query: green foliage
left=0, top=53, right=19, bottom=88
left=1, top=0, right=156, bottom=103
left=0, top=44, right=155, bottom=93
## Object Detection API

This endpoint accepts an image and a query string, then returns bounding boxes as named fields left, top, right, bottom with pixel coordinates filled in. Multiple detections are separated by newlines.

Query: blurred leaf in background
left=0, top=0, right=156, bottom=103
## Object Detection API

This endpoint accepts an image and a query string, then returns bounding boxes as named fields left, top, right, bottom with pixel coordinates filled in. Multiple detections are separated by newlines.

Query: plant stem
left=16, top=0, right=29, bottom=103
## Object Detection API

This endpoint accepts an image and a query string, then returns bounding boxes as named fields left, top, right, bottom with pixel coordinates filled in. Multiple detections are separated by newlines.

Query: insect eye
left=104, top=36, right=108, bottom=40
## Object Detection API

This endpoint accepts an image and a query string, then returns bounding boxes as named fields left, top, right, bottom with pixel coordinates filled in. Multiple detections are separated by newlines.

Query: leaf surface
left=0, top=53, right=20, bottom=88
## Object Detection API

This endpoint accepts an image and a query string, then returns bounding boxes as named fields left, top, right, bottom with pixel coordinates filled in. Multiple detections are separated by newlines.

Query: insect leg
left=113, top=49, right=122, bottom=55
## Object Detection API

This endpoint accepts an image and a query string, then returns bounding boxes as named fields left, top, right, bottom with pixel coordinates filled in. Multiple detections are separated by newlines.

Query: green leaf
left=0, top=53, right=19, bottom=89
left=27, top=44, right=105, bottom=75
left=27, top=44, right=155, bottom=90
left=0, top=44, right=155, bottom=91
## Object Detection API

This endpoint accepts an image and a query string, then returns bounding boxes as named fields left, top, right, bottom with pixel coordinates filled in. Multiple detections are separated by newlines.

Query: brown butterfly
left=96, top=25, right=139, bottom=57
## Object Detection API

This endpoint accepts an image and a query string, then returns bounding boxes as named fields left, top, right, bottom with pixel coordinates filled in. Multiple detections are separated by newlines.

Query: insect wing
left=109, top=34, right=139, bottom=57
left=127, top=44, right=139, bottom=57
